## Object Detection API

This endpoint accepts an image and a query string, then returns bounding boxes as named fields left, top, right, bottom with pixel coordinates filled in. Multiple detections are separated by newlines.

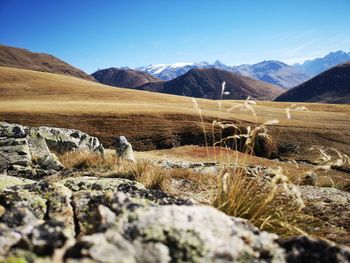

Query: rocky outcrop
left=0, top=122, right=104, bottom=177
left=32, top=126, right=104, bottom=154
left=0, top=176, right=349, bottom=262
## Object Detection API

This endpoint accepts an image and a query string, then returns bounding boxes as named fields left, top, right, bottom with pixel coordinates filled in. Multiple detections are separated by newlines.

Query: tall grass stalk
left=192, top=98, right=209, bottom=156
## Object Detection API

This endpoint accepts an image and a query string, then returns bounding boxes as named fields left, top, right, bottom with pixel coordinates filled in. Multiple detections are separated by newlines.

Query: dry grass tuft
left=129, top=161, right=169, bottom=190
left=193, top=95, right=309, bottom=236
left=59, top=151, right=120, bottom=170
left=211, top=167, right=306, bottom=236
left=58, top=151, right=169, bottom=190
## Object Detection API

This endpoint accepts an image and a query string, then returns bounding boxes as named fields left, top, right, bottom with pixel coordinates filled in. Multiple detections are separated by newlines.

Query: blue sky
left=1, top=0, right=349, bottom=73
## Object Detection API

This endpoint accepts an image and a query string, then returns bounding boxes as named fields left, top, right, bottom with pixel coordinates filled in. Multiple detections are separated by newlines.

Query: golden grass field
left=1, top=66, right=350, bottom=158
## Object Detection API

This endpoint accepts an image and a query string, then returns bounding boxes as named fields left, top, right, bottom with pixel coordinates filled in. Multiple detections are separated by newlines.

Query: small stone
left=114, top=136, right=135, bottom=162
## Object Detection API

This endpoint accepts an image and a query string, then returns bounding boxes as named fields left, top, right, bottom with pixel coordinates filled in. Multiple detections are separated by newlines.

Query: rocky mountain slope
left=294, top=50, right=350, bottom=77
left=137, top=60, right=309, bottom=89
left=92, top=67, right=160, bottom=88
left=137, top=68, right=284, bottom=100
left=275, top=61, right=350, bottom=103
left=1, top=122, right=350, bottom=262
left=0, top=44, right=95, bottom=81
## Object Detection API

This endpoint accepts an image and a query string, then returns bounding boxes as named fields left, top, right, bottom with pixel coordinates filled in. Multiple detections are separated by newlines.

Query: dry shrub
left=211, top=168, right=306, bottom=236
left=129, top=161, right=169, bottom=190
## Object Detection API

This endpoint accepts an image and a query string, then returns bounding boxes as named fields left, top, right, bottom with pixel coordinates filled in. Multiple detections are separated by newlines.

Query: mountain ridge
left=92, top=67, right=160, bottom=88
left=0, top=44, right=95, bottom=81
left=293, top=50, right=350, bottom=77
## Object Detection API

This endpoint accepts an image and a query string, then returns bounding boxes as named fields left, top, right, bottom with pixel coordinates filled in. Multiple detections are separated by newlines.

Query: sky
left=0, top=0, right=349, bottom=73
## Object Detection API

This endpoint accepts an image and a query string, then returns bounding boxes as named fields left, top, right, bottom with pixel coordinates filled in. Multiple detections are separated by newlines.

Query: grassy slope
left=0, top=45, right=95, bottom=81
left=1, top=66, right=350, bottom=157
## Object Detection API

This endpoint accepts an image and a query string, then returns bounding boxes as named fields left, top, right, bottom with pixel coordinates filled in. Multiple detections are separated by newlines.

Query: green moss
left=0, top=176, right=34, bottom=190
left=142, top=225, right=166, bottom=241
left=0, top=256, right=27, bottom=263
left=237, top=252, right=256, bottom=263
left=165, top=229, right=207, bottom=262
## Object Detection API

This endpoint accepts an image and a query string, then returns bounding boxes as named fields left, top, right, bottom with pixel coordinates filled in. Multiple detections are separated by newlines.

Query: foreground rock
left=0, top=122, right=104, bottom=177
left=0, top=176, right=349, bottom=262
left=299, top=185, right=350, bottom=243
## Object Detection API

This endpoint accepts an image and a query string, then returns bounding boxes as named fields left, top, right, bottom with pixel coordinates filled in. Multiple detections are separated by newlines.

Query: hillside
left=275, top=62, right=350, bottom=103
left=137, top=68, right=284, bottom=100
left=1, top=66, right=350, bottom=160
left=92, top=67, right=160, bottom=88
left=0, top=44, right=94, bottom=81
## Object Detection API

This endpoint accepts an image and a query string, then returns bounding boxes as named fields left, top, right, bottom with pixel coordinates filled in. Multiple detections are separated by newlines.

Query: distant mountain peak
left=213, top=60, right=226, bottom=66
left=293, top=50, right=350, bottom=77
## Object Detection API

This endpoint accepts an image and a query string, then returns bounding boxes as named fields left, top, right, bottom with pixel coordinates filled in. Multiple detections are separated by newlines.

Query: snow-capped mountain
left=136, top=61, right=230, bottom=81
left=137, top=60, right=308, bottom=89
left=232, top=61, right=310, bottom=89
left=293, top=50, right=350, bottom=77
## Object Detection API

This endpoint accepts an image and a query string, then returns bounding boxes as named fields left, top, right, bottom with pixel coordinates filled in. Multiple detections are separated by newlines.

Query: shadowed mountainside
left=275, top=61, right=350, bottom=103
left=0, top=44, right=95, bottom=81
left=136, top=68, right=284, bottom=101
left=92, top=67, right=160, bottom=88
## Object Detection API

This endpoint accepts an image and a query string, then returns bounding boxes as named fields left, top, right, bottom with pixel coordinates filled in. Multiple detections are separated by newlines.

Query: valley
left=1, top=66, right=350, bottom=160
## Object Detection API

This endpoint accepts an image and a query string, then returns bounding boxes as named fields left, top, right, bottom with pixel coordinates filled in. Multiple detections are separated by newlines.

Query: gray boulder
left=0, top=122, right=105, bottom=177
left=32, top=126, right=104, bottom=154
left=114, top=136, right=135, bottom=161
left=0, top=122, right=63, bottom=177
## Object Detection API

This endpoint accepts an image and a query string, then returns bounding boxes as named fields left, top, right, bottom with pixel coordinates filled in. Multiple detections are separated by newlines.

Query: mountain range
left=137, top=60, right=307, bottom=89
left=136, top=51, right=350, bottom=89
left=136, top=68, right=283, bottom=101
left=275, top=61, right=350, bottom=104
